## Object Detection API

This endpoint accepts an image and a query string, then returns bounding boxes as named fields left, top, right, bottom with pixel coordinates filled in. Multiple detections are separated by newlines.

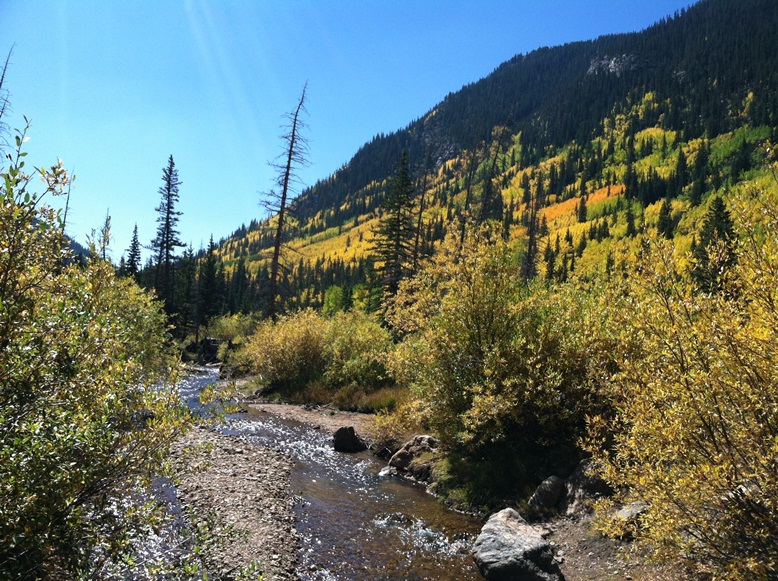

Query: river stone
left=472, top=508, right=565, bottom=581
left=388, top=435, right=438, bottom=471
left=563, top=458, right=612, bottom=516
left=332, top=426, right=367, bottom=452
left=529, top=475, right=565, bottom=510
left=388, top=435, right=439, bottom=484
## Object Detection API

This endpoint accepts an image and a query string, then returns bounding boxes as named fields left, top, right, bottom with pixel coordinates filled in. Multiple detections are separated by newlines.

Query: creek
left=181, top=368, right=483, bottom=580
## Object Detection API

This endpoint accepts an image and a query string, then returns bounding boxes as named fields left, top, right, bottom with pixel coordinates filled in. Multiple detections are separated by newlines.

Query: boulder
left=528, top=475, right=565, bottom=510
left=472, top=508, right=565, bottom=581
left=332, top=426, right=367, bottom=453
left=388, top=435, right=439, bottom=483
left=563, top=458, right=612, bottom=516
left=616, top=500, right=648, bottom=522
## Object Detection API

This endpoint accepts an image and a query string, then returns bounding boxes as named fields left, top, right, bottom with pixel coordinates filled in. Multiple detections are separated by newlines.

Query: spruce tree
left=657, top=198, right=674, bottom=239
left=150, top=155, right=184, bottom=314
left=176, top=245, right=198, bottom=337
left=674, top=148, right=688, bottom=196
left=577, top=195, right=588, bottom=223
left=125, top=223, right=141, bottom=281
left=691, top=196, right=736, bottom=293
left=372, top=149, right=416, bottom=297
left=625, top=203, right=637, bottom=237
left=198, top=236, right=221, bottom=330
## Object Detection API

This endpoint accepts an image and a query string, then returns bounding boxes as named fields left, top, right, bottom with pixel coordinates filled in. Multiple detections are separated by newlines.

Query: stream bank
left=171, top=426, right=299, bottom=579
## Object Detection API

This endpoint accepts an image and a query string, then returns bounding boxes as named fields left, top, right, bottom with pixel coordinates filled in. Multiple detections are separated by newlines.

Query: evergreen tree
left=691, top=196, right=736, bottom=293
left=372, top=150, right=416, bottom=297
left=690, top=140, right=709, bottom=206
left=520, top=205, right=539, bottom=280
left=544, top=240, right=556, bottom=282
left=198, top=236, right=222, bottom=331
left=150, top=155, right=184, bottom=314
left=657, top=198, right=674, bottom=239
left=227, top=258, right=250, bottom=314
left=478, top=126, right=508, bottom=227
left=577, top=195, right=588, bottom=223
left=125, top=223, right=141, bottom=281
left=412, top=150, right=434, bottom=269
left=176, top=245, right=198, bottom=336
left=459, top=149, right=480, bottom=246
left=674, top=147, right=688, bottom=196
left=625, top=203, right=637, bottom=237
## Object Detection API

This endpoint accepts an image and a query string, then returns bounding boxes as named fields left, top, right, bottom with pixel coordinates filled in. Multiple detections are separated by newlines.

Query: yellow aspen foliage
left=385, top=224, right=616, bottom=454
left=590, top=182, right=778, bottom=579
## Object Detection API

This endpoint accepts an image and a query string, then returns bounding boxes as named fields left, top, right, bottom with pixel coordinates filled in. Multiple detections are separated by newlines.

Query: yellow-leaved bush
left=385, top=225, right=616, bottom=459
left=589, top=182, right=778, bottom=579
left=237, top=308, right=393, bottom=409
left=0, top=127, right=186, bottom=578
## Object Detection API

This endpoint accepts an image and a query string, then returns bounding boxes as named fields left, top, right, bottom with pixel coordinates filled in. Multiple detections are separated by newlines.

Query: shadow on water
left=184, top=368, right=483, bottom=580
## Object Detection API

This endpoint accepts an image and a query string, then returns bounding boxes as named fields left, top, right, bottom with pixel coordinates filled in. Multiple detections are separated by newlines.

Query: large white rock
left=472, top=508, right=565, bottom=581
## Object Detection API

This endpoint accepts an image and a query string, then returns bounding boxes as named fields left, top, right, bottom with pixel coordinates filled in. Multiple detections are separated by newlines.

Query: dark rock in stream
left=472, top=508, right=565, bottom=581
left=332, top=426, right=368, bottom=452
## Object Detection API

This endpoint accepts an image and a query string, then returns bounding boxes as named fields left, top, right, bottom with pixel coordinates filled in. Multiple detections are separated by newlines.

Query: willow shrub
left=239, top=309, right=329, bottom=393
left=0, top=127, right=186, bottom=577
left=589, top=183, right=778, bottom=578
left=385, top=227, right=615, bottom=468
left=239, top=309, right=392, bottom=406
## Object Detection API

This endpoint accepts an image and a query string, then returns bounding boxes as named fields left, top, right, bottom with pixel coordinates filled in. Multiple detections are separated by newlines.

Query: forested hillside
left=196, top=0, right=778, bottom=317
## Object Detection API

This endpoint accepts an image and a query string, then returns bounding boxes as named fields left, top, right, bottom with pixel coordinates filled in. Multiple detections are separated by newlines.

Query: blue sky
left=2, top=0, right=694, bottom=261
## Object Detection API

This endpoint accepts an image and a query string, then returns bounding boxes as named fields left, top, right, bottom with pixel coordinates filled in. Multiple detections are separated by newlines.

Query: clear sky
left=2, top=0, right=694, bottom=261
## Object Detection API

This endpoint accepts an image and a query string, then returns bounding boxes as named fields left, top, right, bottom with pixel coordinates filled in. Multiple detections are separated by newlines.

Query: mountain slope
left=215, top=0, right=778, bottom=313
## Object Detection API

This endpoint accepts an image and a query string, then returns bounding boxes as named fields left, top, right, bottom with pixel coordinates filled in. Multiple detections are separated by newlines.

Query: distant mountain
left=214, top=0, right=778, bottom=314
left=288, top=0, right=776, bottom=226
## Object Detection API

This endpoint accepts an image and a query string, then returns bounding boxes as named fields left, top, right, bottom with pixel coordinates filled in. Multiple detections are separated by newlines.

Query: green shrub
left=322, top=311, right=392, bottom=391
left=386, top=227, right=614, bottom=457
left=241, top=309, right=329, bottom=392
left=239, top=309, right=392, bottom=404
left=207, top=312, right=257, bottom=342
left=0, top=129, right=186, bottom=577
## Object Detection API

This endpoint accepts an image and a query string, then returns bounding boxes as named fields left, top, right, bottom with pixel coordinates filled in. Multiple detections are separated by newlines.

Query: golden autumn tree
left=590, top=177, right=778, bottom=578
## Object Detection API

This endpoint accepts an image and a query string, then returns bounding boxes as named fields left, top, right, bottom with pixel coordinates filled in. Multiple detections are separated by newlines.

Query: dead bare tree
left=264, top=83, right=309, bottom=318
left=0, top=46, right=14, bottom=150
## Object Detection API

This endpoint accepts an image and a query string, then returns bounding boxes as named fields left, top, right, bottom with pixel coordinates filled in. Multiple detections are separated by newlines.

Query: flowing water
left=181, top=368, right=483, bottom=580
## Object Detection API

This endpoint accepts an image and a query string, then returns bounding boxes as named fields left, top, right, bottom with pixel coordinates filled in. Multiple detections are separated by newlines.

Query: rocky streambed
left=168, top=369, right=690, bottom=581
left=172, top=368, right=481, bottom=580
left=170, top=426, right=299, bottom=579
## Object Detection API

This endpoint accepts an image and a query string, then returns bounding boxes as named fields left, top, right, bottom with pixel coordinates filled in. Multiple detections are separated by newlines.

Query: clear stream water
left=181, top=368, right=483, bottom=580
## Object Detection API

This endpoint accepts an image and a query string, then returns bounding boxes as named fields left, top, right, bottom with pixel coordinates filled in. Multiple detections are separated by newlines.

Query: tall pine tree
left=125, top=223, right=141, bottom=281
left=691, top=196, right=736, bottom=293
left=372, top=149, right=416, bottom=298
left=150, top=155, right=184, bottom=314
